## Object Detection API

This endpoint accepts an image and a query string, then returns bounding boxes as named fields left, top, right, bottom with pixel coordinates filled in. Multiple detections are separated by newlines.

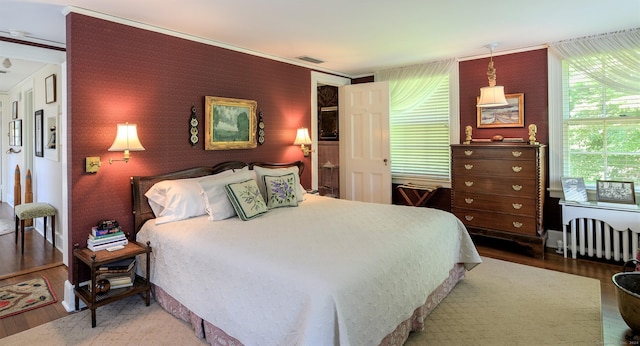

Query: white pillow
left=199, top=170, right=254, bottom=221
left=253, top=166, right=305, bottom=202
left=145, top=170, right=235, bottom=224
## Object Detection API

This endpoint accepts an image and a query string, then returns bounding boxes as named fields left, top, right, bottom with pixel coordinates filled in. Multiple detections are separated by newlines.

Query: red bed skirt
left=152, top=263, right=466, bottom=345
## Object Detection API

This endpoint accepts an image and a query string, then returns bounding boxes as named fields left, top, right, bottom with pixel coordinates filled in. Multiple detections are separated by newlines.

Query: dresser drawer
left=452, top=192, right=537, bottom=217
left=451, top=159, right=537, bottom=178
left=452, top=176, right=537, bottom=197
left=451, top=146, right=536, bottom=161
left=453, top=208, right=538, bottom=236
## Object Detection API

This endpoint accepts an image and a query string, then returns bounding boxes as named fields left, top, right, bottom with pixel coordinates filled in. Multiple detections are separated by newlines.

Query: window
left=375, top=58, right=457, bottom=186
left=562, top=53, right=640, bottom=188
left=390, top=76, right=450, bottom=183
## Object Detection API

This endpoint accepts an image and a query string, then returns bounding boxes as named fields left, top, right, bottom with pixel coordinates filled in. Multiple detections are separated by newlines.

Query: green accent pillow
left=224, top=179, right=268, bottom=220
left=263, top=173, right=299, bottom=209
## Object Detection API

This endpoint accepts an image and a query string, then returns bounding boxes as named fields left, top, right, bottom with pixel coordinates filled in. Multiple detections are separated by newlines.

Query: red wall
left=459, top=48, right=548, bottom=144
left=66, top=13, right=313, bottom=279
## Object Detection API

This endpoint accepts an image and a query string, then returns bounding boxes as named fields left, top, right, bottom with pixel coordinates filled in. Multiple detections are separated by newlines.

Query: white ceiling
left=1, top=0, right=639, bottom=92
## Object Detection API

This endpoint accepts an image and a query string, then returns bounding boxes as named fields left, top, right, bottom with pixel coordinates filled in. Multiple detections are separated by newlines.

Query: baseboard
left=61, top=280, right=85, bottom=312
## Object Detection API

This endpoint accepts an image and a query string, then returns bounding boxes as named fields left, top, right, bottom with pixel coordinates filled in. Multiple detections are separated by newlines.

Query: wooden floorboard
left=0, top=200, right=635, bottom=344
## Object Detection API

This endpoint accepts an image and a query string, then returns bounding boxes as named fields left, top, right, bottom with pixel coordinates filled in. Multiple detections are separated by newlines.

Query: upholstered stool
left=14, top=203, right=56, bottom=255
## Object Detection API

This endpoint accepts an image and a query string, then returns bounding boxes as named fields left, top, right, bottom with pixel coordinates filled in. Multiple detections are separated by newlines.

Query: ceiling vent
left=296, top=56, right=324, bottom=64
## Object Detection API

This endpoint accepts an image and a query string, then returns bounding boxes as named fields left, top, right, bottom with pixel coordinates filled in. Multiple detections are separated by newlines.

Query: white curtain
left=549, top=28, right=640, bottom=94
left=374, top=58, right=455, bottom=113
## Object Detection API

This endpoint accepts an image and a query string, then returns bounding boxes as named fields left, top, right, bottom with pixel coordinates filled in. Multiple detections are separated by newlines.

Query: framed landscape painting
left=204, top=96, right=257, bottom=150
left=477, top=93, right=524, bottom=128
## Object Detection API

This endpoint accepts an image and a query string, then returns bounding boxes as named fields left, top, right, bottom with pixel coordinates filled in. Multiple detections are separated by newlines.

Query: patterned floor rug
left=0, top=218, right=14, bottom=236
left=0, top=277, right=58, bottom=319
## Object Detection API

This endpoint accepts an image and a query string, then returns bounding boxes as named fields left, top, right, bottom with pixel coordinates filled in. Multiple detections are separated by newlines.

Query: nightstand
left=73, top=241, right=152, bottom=327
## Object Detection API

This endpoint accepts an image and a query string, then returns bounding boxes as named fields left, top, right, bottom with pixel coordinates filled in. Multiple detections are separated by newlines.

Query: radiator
left=567, top=218, right=639, bottom=262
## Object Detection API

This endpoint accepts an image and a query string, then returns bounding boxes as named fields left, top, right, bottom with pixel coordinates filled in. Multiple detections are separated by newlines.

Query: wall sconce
left=476, top=43, right=508, bottom=108
left=108, top=122, right=145, bottom=164
left=293, top=127, right=313, bottom=157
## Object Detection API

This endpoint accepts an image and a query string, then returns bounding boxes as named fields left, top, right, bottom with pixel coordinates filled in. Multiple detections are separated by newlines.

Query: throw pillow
left=224, top=179, right=268, bottom=220
left=263, top=173, right=299, bottom=209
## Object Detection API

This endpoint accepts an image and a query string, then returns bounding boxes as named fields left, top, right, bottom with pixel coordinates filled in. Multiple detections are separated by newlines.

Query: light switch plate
left=85, top=156, right=100, bottom=173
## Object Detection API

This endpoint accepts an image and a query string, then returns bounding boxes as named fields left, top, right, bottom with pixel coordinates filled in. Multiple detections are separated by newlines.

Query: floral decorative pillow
left=224, top=179, right=268, bottom=220
left=263, top=173, right=299, bottom=209
left=253, top=166, right=305, bottom=202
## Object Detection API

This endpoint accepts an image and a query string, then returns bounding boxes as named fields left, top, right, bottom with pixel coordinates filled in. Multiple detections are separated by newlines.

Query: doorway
left=310, top=72, right=350, bottom=192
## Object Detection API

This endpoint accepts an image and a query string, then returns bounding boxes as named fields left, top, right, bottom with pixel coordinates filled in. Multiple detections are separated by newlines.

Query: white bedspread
left=137, top=194, right=481, bottom=346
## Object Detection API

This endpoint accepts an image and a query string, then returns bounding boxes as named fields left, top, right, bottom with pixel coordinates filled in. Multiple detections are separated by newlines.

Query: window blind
left=390, top=76, right=450, bottom=183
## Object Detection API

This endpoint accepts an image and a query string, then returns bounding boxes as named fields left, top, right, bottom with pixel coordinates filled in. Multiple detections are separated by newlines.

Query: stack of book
left=96, top=258, right=136, bottom=290
left=88, top=226, right=128, bottom=251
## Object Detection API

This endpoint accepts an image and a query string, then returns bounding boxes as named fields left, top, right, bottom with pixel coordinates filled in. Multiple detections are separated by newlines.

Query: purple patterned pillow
left=263, top=173, right=299, bottom=209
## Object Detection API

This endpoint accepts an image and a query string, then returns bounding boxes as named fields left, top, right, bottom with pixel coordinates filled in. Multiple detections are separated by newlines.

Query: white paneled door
left=339, top=81, right=391, bottom=204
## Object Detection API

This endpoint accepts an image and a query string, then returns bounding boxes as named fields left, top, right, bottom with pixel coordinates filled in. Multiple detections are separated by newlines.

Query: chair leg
left=14, top=215, right=18, bottom=244
left=20, top=219, right=25, bottom=254
left=43, top=216, right=47, bottom=244
left=51, top=215, right=56, bottom=249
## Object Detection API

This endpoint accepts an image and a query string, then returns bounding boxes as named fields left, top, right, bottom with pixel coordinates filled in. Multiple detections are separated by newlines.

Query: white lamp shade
left=108, top=123, right=145, bottom=151
left=477, top=86, right=508, bottom=107
left=293, top=127, right=312, bottom=145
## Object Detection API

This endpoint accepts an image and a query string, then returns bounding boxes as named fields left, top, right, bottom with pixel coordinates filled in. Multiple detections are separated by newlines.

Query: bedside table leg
left=91, top=309, right=96, bottom=328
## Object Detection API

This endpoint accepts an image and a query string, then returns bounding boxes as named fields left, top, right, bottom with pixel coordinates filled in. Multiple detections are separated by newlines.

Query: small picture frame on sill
left=561, top=177, right=588, bottom=202
left=596, top=180, right=636, bottom=205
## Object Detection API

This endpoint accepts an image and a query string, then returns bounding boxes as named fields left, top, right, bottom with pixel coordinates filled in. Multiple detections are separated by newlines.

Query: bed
left=131, top=161, right=481, bottom=346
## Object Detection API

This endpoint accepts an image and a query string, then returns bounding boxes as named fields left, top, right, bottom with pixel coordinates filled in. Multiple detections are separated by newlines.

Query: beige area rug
left=0, top=218, right=14, bottom=236
left=0, top=257, right=602, bottom=346
left=406, top=257, right=603, bottom=345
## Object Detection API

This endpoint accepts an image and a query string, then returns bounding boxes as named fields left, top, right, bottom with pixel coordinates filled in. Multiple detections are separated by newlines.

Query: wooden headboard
left=130, top=160, right=304, bottom=233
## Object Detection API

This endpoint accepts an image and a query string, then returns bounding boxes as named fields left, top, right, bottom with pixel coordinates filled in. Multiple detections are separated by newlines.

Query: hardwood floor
left=0, top=202, right=69, bottom=339
left=0, top=201, right=635, bottom=344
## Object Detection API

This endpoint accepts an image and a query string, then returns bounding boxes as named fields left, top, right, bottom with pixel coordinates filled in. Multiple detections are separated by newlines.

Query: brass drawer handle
left=465, top=198, right=474, bottom=204
left=512, top=166, right=522, bottom=173
left=465, top=181, right=474, bottom=187
left=513, top=221, right=523, bottom=228
left=512, top=185, right=522, bottom=191
left=512, top=151, right=522, bottom=157
left=465, top=164, right=474, bottom=170
left=464, top=150, right=473, bottom=156
left=512, top=203, right=523, bottom=209
left=465, top=215, right=474, bottom=221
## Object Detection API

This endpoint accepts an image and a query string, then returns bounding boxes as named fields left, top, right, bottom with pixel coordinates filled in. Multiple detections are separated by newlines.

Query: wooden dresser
left=451, top=144, right=546, bottom=258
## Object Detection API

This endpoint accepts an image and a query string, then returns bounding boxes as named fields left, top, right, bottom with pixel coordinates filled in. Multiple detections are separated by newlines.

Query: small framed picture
left=596, top=180, right=636, bottom=204
left=561, top=177, right=588, bottom=202
left=12, top=101, right=18, bottom=119
left=45, top=74, right=56, bottom=104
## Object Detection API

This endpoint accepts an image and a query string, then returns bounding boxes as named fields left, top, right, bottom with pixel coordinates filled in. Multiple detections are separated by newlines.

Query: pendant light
left=476, top=43, right=508, bottom=108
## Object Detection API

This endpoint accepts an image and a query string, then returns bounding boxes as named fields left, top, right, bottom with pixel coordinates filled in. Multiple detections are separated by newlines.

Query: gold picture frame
left=477, top=93, right=524, bottom=128
left=204, top=96, right=257, bottom=150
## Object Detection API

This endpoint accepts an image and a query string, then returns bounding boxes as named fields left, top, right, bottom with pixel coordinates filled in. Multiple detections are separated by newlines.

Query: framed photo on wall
left=35, top=109, right=44, bottom=157
left=45, top=74, right=56, bottom=104
left=12, top=101, right=18, bottom=119
left=204, top=96, right=257, bottom=150
left=477, top=93, right=524, bottom=128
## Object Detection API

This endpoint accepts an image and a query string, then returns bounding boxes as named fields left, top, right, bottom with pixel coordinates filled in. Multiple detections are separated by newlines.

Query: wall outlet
left=85, top=157, right=101, bottom=173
